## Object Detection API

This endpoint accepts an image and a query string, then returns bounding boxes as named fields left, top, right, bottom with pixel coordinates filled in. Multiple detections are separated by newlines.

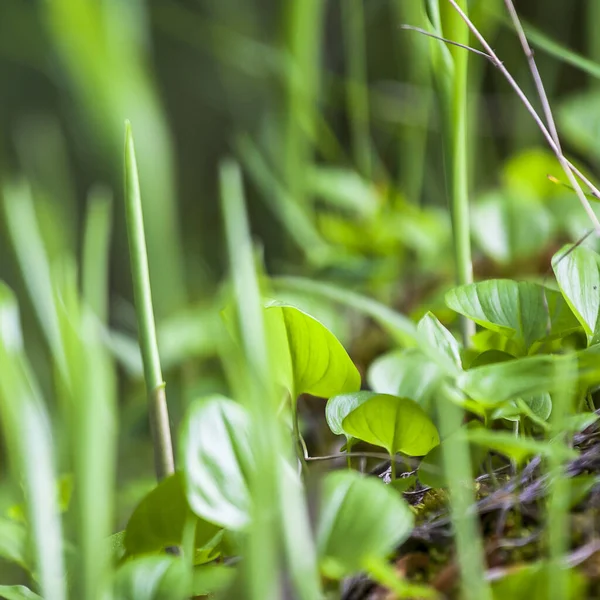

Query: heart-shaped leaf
left=179, top=395, right=252, bottom=531
left=124, top=473, right=222, bottom=559
left=326, top=391, right=375, bottom=447
left=265, top=304, right=361, bottom=398
left=552, top=245, right=600, bottom=345
left=367, top=349, right=442, bottom=413
left=316, top=471, right=414, bottom=579
left=445, top=280, right=575, bottom=354
left=341, top=394, right=439, bottom=457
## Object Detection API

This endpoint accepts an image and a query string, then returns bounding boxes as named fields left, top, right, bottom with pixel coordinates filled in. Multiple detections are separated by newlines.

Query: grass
left=3, top=1, right=600, bottom=598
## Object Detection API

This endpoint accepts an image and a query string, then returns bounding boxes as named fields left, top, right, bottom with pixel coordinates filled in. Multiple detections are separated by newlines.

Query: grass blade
left=0, top=283, right=66, bottom=600
left=124, top=121, right=174, bottom=481
left=82, top=185, right=113, bottom=323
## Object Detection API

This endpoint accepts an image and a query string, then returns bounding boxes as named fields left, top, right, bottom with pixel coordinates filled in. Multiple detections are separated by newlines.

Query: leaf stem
left=124, top=121, right=175, bottom=481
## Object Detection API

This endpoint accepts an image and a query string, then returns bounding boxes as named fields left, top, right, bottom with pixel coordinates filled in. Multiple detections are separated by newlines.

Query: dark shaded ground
left=341, top=411, right=600, bottom=599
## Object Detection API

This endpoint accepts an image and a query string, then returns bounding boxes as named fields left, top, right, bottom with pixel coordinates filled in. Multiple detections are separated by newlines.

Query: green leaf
left=468, top=349, right=514, bottom=369
left=367, top=349, right=442, bottom=412
left=326, top=391, right=374, bottom=445
left=113, top=556, right=190, bottom=600
left=471, top=331, right=522, bottom=357
left=552, top=245, right=600, bottom=344
left=341, top=394, right=440, bottom=457
left=445, top=280, right=552, bottom=353
left=472, top=191, right=553, bottom=264
left=0, top=586, right=43, bottom=600
left=124, top=473, right=222, bottom=559
left=417, top=312, right=462, bottom=372
left=465, top=429, right=577, bottom=466
left=179, top=395, right=252, bottom=531
left=316, top=471, right=414, bottom=579
left=0, top=518, right=28, bottom=570
left=191, top=564, right=236, bottom=597
left=492, top=393, right=552, bottom=424
left=459, top=354, right=564, bottom=405
left=265, top=303, right=361, bottom=398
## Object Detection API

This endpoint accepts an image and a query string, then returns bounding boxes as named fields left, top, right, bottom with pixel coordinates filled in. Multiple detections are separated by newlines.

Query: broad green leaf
left=367, top=349, right=442, bottom=412
left=124, top=473, right=222, bottom=559
left=445, top=280, right=552, bottom=353
left=179, top=395, right=252, bottom=531
left=113, top=556, right=190, bottom=600
left=326, top=391, right=374, bottom=446
left=465, top=429, right=577, bottom=466
left=316, top=471, right=414, bottom=579
left=472, top=191, right=553, bottom=265
left=0, top=586, right=43, bottom=600
left=342, top=394, right=440, bottom=457
left=265, top=304, right=361, bottom=398
left=552, top=245, right=600, bottom=344
left=417, top=312, right=461, bottom=373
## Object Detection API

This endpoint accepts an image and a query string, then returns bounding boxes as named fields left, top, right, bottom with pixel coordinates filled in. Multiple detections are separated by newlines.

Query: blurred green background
left=2, top=0, right=600, bottom=527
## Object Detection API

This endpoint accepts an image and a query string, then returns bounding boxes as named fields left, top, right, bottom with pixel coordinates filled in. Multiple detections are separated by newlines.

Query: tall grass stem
left=124, top=121, right=174, bottom=481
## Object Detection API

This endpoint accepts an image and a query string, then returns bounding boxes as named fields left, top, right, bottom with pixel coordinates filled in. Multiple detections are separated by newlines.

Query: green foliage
left=124, top=473, right=222, bottom=560
left=179, top=395, right=252, bottom=531
left=265, top=303, right=361, bottom=399
left=341, top=393, right=440, bottom=457
left=552, top=244, right=600, bottom=344
left=316, top=471, right=414, bottom=579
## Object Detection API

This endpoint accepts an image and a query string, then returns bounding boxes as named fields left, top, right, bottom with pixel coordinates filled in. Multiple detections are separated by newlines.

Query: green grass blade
left=82, top=185, right=113, bottom=323
left=342, top=0, right=372, bottom=179
left=283, top=0, right=326, bottom=208
left=54, top=260, right=117, bottom=600
left=2, top=181, right=66, bottom=375
left=236, top=135, right=331, bottom=264
left=0, top=283, right=66, bottom=600
left=44, top=0, right=187, bottom=316
left=124, top=121, right=174, bottom=481
left=520, top=21, right=600, bottom=81
left=220, top=159, right=322, bottom=600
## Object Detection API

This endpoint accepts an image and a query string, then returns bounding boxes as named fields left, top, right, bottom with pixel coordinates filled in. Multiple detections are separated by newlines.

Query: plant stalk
left=124, top=121, right=175, bottom=481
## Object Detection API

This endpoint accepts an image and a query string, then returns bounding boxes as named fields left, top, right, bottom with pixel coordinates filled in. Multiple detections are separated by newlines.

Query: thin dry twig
left=400, top=25, right=493, bottom=60
left=443, top=0, right=600, bottom=234
left=502, top=0, right=597, bottom=237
